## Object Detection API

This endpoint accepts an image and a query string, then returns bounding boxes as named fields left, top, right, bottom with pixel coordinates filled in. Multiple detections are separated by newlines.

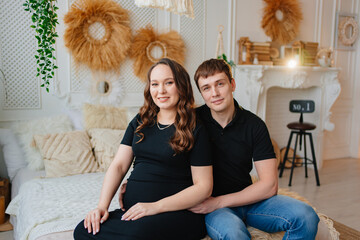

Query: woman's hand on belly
left=121, top=202, right=160, bottom=221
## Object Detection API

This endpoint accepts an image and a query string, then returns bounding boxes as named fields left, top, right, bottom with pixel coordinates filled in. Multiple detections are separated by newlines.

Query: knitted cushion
left=87, top=128, right=126, bottom=172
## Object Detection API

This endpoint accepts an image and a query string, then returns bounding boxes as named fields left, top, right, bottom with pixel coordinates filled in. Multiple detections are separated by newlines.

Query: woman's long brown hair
left=135, top=58, right=196, bottom=154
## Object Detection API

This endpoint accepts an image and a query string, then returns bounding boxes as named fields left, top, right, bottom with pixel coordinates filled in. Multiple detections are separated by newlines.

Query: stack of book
left=272, top=58, right=286, bottom=66
left=250, top=42, right=273, bottom=66
left=303, top=42, right=319, bottom=66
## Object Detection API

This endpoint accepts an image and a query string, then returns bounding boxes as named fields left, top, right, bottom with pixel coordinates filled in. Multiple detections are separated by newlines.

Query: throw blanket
left=6, top=172, right=120, bottom=240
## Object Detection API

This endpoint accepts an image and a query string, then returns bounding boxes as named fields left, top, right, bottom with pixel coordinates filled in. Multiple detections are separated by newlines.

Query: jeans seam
left=247, top=212, right=292, bottom=239
left=205, top=222, right=222, bottom=240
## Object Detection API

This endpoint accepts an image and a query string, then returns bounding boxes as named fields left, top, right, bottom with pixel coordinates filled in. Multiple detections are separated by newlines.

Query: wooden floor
left=0, top=158, right=359, bottom=239
left=278, top=157, right=360, bottom=232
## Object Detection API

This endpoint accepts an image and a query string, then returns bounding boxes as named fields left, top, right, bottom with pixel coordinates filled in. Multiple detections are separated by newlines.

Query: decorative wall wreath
left=130, top=25, right=185, bottom=82
left=338, top=17, right=359, bottom=46
left=87, top=72, right=124, bottom=106
left=261, top=0, right=303, bottom=45
left=64, top=0, right=131, bottom=71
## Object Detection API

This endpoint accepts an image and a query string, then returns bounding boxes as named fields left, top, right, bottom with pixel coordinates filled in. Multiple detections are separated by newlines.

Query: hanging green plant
left=218, top=54, right=235, bottom=67
left=23, top=0, right=59, bottom=92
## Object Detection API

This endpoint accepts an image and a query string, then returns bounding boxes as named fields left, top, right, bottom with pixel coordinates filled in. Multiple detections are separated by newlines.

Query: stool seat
left=287, top=122, right=316, bottom=131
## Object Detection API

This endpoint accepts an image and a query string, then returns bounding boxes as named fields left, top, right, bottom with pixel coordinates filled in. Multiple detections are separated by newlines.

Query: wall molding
left=350, top=0, right=360, bottom=157
left=314, top=0, right=323, bottom=43
left=228, top=0, right=236, bottom=61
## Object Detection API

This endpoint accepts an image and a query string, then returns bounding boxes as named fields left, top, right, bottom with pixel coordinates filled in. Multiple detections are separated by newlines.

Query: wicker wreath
left=338, top=17, right=359, bottom=46
left=130, top=25, right=185, bottom=82
left=64, top=0, right=131, bottom=71
left=261, top=0, right=303, bottom=44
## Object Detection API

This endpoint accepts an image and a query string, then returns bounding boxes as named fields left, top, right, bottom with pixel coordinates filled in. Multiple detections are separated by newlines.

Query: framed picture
left=334, top=12, right=359, bottom=51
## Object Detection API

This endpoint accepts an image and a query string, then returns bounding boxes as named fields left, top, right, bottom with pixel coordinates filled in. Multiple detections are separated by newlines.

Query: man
left=188, top=58, right=319, bottom=239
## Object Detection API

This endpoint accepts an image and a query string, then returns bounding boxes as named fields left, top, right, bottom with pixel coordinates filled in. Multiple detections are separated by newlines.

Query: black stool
left=279, top=100, right=320, bottom=186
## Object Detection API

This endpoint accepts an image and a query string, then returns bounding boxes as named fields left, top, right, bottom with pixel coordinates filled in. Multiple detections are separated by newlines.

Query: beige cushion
left=88, top=128, right=126, bottom=172
left=32, top=131, right=98, bottom=177
left=83, top=103, right=128, bottom=130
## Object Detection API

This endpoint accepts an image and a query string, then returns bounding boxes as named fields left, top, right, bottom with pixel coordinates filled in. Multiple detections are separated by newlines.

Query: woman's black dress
left=74, top=115, right=212, bottom=240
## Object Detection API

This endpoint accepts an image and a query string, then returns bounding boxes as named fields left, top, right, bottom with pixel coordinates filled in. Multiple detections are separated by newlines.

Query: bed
left=7, top=169, right=122, bottom=240
left=0, top=104, right=133, bottom=240
left=0, top=104, right=340, bottom=240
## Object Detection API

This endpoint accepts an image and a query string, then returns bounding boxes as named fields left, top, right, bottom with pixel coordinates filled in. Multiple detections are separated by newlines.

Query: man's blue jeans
left=205, top=195, right=319, bottom=240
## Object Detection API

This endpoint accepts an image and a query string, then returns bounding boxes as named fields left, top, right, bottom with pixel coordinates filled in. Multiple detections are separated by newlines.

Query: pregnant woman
left=74, top=58, right=213, bottom=240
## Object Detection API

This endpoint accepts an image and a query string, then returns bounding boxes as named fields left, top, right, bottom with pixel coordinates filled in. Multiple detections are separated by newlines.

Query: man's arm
left=189, top=158, right=278, bottom=214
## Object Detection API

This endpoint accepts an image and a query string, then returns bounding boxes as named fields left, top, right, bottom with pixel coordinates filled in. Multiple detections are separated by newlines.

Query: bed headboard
left=0, top=146, right=9, bottom=179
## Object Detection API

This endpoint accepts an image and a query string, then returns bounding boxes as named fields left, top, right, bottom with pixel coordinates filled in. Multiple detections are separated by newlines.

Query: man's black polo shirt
left=196, top=100, right=275, bottom=197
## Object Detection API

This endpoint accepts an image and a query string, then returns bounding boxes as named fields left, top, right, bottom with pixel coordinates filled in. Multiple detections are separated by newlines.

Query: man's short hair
left=194, top=58, right=233, bottom=90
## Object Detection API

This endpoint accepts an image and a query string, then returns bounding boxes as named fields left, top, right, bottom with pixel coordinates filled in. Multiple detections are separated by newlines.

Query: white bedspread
left=6, top=172, right=120, bottom=240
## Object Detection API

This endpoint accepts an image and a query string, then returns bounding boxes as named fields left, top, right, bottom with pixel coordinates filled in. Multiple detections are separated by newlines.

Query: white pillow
left=62, top=107, right=84, bottom=130
left=11, top=115, right=73, bottom=171
left=0, top=129, right=27, bottom=181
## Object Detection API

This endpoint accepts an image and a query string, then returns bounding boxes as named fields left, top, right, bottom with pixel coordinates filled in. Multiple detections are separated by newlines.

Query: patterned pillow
left=87, top=128, right=126, bottom=172
left=83, top=103, right=128, bottom=130
left=32, top=131, right=98, bottom=177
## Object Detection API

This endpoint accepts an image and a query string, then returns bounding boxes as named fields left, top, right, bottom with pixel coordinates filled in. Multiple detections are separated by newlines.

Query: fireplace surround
left=233, top=65, right=341, bottom=168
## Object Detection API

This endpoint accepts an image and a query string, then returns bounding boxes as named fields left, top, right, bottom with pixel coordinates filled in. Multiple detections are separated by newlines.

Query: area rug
left=331, top=218, right=360, bottom=240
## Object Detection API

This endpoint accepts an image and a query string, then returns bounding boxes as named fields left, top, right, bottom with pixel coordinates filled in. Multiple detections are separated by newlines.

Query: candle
left=280, top=46, right=285, bottom=59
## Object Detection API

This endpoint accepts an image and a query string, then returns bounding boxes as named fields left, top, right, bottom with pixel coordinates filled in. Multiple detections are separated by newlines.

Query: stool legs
left=303, top=132, right=308, bottom=178
left=279, top=132, right=294, bottom=177
left=308, top=132, right=320, bottom=186
left=288, top=133, right=299, bottom=186
left=279, top=130, right=320, bottom=186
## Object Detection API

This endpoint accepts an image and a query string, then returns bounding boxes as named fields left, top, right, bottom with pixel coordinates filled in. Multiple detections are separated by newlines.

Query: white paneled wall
left=322, top=0, right=360, bottom=159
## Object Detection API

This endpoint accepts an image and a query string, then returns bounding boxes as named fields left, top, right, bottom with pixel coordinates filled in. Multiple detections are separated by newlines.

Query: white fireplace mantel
left=233, top=65, right=341, bottom=168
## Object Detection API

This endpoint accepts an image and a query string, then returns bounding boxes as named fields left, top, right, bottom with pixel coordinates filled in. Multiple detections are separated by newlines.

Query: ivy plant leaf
left=24, top=0, right=59, bottom=92
left=222, top=54, right=228, bottom=61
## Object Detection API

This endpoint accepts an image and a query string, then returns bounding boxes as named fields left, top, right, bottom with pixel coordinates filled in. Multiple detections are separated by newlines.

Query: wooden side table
left=0, top=196, right=4, bottom=224
left=0, top=178, right=12, bottom=231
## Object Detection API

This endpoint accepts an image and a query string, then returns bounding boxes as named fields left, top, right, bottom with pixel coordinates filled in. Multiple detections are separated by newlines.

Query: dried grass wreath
left=130, top=25, right=185, bottom=81
left=261, top=0, right=303, bottom=44
left=64, top=0, right=131, bottom=71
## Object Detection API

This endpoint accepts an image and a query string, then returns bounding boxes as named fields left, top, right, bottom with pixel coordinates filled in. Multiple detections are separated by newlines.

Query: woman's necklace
left=156, top=121, right=173, bottom=130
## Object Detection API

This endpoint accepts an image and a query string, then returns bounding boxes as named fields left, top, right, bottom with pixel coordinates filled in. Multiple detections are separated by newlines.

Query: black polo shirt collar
left=198, top=99, right=245, bottom=129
